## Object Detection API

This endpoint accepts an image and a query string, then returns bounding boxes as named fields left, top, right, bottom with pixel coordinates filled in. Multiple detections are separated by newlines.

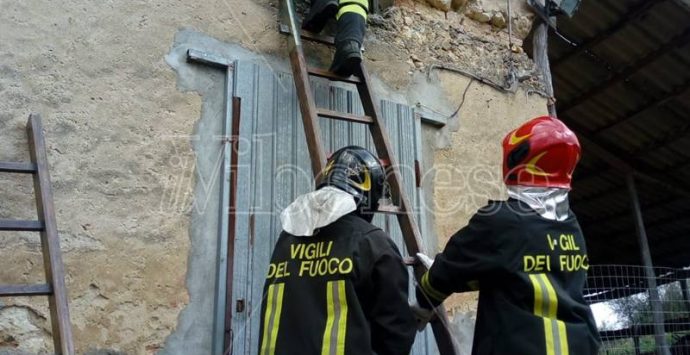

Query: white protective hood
left=507, top=185, right=571, bottom=222
left=280, top=186, right=357, bottom=237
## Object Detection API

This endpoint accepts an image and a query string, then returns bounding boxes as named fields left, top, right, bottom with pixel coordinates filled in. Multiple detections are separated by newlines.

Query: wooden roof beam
left=576, top=191, right=683, bottom=221
left=629, top=115, right=690, bottom=156
left=586, top=210, right=690, bottom=247
left=559, top=27, right=690, bottom=114
left=582, top=199, right=689, bottom=236
left=589, top=79, right=690, bottom=134
left=571, top=117, right=690, bottom=196
left=552, top=0, right=665, bottom=69
left=562, top=118, right=690, bottom=199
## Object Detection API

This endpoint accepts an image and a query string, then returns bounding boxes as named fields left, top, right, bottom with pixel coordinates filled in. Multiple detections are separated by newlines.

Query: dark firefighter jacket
left=417, top=199, right=601, bottom=355
left=258, top=213, right=416, bottom=355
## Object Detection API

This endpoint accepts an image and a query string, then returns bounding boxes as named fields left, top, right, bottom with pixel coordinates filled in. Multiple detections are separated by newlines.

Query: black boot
left=302, top=0, right=338, bottom=33
left=330, top=40, right=362, bottom=76
left=330, top=12, right=366, bottom=76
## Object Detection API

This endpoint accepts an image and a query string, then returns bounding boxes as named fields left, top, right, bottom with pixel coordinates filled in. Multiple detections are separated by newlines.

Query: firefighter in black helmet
left=301, top=0, right=369, bottom=76
left=258, top=146, right=416, bottom=355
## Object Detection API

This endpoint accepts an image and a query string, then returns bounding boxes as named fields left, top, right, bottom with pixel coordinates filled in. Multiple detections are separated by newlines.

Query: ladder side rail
left=355, top=64, right=424, bottom=256
left=0, top=284, right=53, bottom=297
left=0, top=162, right=37, bottom=173
left=27, top=113, right=75, bottom=355
left=356, top=65, right=459, bottom=355
left=289, top=49, right=328, bottom=176
left=285, top=0, right=327, bottom=175
left=281, top=2, right=457, bottom=352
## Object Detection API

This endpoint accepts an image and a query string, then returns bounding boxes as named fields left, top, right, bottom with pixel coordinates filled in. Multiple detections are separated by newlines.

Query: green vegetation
left=599, top=282, right=690, bottom=354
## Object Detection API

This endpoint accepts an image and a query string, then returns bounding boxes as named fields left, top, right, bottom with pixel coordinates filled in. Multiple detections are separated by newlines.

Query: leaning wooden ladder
left=0, top=114, right=75, bottom=355
left=282, top=2, right=458, bottom=354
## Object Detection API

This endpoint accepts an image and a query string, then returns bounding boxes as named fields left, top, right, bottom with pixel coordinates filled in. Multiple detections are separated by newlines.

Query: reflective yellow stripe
left=421, top=272, right=447, bottom=302
left=557, top=319, right=569, bottom=355
left=260, top=283, right=285, bottom=355
left=336, top=281, right=348, bottom=355
left=321, top=282, right=335, bottom=355
left=529, top=274, right=544, bottom=316
left=540, top=274, right=569, bottom=355
left=260, top=284, right=275, bottom=355
left=339, top=0, right=369, bottom=10
left=322, top=280, right=348, bottom=355
left=530, top=274, right=571, bottom=355
left=543, top=317, right=556, bottom=355
left=529, top=274, right=553, bottom=355
left=336, top=4, right=367, bottom=20
left=542, top=274, right=558, bottom=318
left=270, top=283, right=285, bottom=352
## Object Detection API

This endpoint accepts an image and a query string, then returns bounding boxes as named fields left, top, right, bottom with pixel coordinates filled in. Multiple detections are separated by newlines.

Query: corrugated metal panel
left=229, top=60, right=437, bottom=355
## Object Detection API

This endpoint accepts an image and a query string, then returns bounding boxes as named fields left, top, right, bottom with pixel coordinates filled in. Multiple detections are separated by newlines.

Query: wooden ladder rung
left=0, top=283, right=53, bottom=297
left=279, top=24, right=335, bottom=46
left=0, top=220, right=44, bottom=232
left=0, top=162, right=37, bottom=174
left=403, top=256, right=418, bottom=266
left=317, top=108, right=373, bottom=124
left=377, top=205, right=405, bottom=214
left=307, top=66, right=361, bottom=84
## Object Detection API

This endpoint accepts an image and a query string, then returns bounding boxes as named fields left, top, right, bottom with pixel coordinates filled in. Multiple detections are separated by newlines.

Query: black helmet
left=316, top=146, right=386, bottom=221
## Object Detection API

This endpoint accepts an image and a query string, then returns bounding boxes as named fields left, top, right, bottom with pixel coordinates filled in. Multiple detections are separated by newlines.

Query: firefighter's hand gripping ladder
left=282, top=1, right=458, bottom=354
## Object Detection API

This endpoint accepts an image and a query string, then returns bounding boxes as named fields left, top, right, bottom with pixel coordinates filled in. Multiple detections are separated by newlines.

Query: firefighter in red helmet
left=414, top=116, right=601, bottom=355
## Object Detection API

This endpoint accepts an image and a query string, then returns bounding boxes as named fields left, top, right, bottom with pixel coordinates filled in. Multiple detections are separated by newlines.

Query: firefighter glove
left=410, top=302, right=435, bottom=332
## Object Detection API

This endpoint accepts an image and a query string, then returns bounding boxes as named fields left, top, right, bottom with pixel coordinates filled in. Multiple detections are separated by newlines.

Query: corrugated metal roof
left=531, top=0, right=690, bottom=267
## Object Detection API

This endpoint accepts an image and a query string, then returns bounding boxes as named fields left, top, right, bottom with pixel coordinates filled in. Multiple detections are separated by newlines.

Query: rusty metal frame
left=187, top=49, right=238, bottom=355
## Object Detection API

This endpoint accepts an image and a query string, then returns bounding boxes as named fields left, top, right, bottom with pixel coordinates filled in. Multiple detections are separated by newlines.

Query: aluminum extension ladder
left=281, top=2, right=458, bottom=354
left=0, top=114, right=75, bottom=354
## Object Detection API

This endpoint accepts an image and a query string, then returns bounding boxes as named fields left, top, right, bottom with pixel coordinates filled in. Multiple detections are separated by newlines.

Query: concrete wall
left=0, top=0, right=545, bottom=353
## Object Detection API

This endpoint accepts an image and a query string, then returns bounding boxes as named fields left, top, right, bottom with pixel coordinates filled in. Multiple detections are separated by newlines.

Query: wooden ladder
left=0, top=114, right=75, bottom=355
left=282, top=2, right=458, bottom=354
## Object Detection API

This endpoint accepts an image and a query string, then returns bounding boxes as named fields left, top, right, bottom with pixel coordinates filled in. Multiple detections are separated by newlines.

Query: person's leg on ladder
left=302, top=0, right=338, bottom=33
left=331, top=0, right=368, bottom=76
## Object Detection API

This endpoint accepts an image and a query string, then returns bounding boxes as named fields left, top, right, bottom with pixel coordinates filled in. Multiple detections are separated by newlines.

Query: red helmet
left=502, top=116, right=581, bottom=189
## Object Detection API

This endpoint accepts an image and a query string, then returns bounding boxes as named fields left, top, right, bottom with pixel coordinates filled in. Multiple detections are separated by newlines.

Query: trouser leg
left=302, top=0, right=339, bottom=33
left=330, top=0, right=368, bottom=76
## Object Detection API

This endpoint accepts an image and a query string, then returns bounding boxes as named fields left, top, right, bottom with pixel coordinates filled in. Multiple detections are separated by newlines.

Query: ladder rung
left=0, top=162, right=37, bottom=174
left=279, top=24, right=335, bottom=46
left=403, top=256, right=418, bottom=266
left=307, top=67, right=361, bottom=84
left=0, top=283, right=53, bottom=297
left=317, top=109, right=373, bottom=124
left=0, top=220, right=45, bottom=232
left=377, top=205, right=404, bottom=214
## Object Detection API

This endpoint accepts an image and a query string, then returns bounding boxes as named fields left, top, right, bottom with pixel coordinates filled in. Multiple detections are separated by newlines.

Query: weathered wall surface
left=369, top=0, right=548, bottom=316
left=395, top=0, right=549, bottom=342
left=430, top=73, right=547, bottom=316
left=0, top=0, right=544, bottom=353
left=0, top=0, right=283, bottom=353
